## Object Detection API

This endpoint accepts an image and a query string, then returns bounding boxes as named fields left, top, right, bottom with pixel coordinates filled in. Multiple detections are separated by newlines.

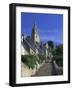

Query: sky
left=21, top=12, right=63, bottom=44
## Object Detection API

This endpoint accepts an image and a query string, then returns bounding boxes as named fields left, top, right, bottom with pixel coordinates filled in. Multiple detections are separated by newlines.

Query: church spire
left=31, top=17, right=40, bottom=45
left=33, top=17, right=37, bottom=30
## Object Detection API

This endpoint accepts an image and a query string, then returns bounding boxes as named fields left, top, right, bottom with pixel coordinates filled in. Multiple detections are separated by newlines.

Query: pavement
left=33, top=62, right=56, bottom=76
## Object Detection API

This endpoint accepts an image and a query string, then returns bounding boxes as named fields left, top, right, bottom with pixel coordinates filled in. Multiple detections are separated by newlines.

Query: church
left=21, top=20, right=51, bottom=58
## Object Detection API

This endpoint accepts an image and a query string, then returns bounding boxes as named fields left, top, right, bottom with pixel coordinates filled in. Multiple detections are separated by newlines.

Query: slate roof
left=22, top=36, right=45, bottom=55
left=22, top=37, right=36, bottom=53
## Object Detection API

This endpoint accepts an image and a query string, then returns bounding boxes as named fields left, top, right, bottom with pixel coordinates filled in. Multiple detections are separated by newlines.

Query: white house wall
left=21, top=45, right=28, bottom=55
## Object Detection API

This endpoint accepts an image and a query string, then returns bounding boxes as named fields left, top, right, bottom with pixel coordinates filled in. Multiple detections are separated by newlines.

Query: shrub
left=52, top=44, right=63, bottom=67
left=21, top=55, right=37, bottom=69
left=38, top=54, right=46, bottom=60
left=53, top=56, right=63, bottom=66
left=38, top=54, right=46, bottom=63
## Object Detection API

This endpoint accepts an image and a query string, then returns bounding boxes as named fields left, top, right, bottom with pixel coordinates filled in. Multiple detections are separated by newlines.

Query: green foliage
left=52, top=44, right=63, bottom=66
left=55, top=45, right=63, bottom=55
left=53, top=56, right=63, bottom=66
left=21, top=55, right=37, bottom=69
left=47, top=41, right=54, bottom=48
left=38, top=54, right=46, bottom=60
left=38, top=54, right=46, bottom=63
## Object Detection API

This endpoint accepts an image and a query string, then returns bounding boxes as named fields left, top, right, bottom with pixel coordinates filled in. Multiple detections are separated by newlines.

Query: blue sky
left=21, top=12, right=63, bottom=44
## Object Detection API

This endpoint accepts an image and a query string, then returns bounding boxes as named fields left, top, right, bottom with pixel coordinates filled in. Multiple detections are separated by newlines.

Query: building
left=21, top=20, right=50, bottom=58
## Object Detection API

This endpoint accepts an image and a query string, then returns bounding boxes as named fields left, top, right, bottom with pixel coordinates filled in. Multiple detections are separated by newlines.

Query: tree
left=47, top=41, right=54, bottom=48
left=40, top=41, right=42, bottom=48
left=52, top=44, right=63, bottom=66
left=56, top=44, right=63, bottom=55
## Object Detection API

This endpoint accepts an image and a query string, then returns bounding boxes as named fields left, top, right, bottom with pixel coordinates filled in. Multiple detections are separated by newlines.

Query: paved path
left=33, top=62, right=56, bottom=76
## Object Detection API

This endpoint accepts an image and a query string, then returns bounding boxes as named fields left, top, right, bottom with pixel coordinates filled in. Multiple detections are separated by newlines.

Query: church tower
left=31, top=19, right=40, bottom=45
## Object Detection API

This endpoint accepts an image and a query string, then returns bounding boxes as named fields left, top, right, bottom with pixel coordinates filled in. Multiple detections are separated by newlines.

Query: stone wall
left=21, top=62, right=41, bottom=77
left=21, top=62, right=37, bottom=77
